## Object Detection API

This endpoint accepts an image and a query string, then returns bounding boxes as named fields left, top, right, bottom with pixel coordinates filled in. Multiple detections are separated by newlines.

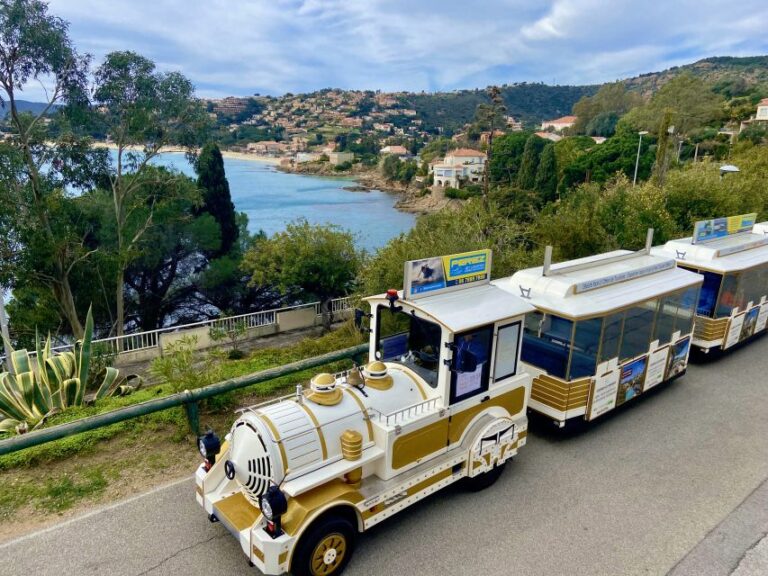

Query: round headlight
left=261, top=497, right=273, bottom=519
left=198, top=439, right=207, bottom=458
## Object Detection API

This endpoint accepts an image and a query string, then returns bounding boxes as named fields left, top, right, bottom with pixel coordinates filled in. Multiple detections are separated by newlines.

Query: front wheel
left=463, top=460, right=506, bottom=492
left=291, top=515, right=356, bottom=576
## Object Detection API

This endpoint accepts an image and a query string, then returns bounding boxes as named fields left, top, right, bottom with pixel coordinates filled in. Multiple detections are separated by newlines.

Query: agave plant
left=0, top=307, right=141, bottom=434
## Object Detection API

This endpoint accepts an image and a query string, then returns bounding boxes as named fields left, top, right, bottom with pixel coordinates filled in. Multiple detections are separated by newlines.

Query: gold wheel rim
left=310, top=532, right=347, bottom=575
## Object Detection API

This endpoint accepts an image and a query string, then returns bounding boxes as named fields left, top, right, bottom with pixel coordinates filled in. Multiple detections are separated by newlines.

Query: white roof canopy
left=494, top=250, right=702, bottom=319
left=652, top=224, right=768, bottom=273
left=365, top=283, right=533, bottom=333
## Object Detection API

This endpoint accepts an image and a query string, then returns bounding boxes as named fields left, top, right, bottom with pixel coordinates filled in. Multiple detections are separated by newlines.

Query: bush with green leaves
left=0, top=308, right=140, bottom=434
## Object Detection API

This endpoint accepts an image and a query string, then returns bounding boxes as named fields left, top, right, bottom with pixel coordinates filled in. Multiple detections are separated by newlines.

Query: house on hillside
left=535, top=131, right=562, bottom=143
left=247, top=141, right=286, bottom=156
left=380, top=145, right=409, bottom=159
left=541, top=115, right=577, bottom=132
left=739, top=98, right=768, bottom=133
left=430, top=148, right=486, bottom=188
left=328, top=151, right=354, bottom=166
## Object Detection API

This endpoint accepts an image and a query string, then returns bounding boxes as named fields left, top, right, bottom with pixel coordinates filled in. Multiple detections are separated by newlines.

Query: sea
left=147, top=152, right=415, bottom=252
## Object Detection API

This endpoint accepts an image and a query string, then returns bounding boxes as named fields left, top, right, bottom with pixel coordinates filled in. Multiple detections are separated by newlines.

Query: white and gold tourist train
left=196, top=250, right=533, bottom=576
left=652, top=214, right=768, bottom=353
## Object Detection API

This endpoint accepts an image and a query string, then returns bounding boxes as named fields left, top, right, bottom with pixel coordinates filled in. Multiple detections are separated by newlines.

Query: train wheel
left=292, top=515, right=355, bottom=576
left=463, top=460, right=506, bottom=492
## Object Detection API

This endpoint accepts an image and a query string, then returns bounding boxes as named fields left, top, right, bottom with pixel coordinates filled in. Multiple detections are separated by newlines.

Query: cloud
left=13, top=0, right=767, bottom=101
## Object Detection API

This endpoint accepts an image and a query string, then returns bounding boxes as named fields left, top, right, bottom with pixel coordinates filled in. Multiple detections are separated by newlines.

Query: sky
left=21, top=0, right=768, bottom=100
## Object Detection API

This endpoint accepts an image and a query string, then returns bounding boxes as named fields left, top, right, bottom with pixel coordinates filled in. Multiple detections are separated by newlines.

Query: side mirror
left=456, top=350, right=478, bottom=373
left=354, top=308, right=372, bottom=333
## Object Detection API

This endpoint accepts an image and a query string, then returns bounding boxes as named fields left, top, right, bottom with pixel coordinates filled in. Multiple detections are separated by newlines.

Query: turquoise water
left=149, top=152, right=415, bottom=252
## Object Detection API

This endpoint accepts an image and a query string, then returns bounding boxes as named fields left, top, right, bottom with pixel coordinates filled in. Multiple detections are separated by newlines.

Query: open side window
left=450, top=325, right=493, bottom=404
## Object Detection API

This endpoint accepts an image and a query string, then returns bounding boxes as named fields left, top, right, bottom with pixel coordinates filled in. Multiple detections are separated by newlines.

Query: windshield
left=375, top=305, right=442, bottom=387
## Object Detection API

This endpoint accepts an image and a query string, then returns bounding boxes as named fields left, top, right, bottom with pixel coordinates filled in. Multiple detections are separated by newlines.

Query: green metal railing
left=0, top=344, right=368, bottom=457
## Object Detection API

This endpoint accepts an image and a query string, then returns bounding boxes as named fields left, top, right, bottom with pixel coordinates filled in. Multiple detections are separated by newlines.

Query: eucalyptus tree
left=92, top=51, right=209, bottom=336
left=0, top=0, right=94, bottom=338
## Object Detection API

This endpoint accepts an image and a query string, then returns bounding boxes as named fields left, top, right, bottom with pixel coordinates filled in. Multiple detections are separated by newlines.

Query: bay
left=146, top=151, right=415, bottom=252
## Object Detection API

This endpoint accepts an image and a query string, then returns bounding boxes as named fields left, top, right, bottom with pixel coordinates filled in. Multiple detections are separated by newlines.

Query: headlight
left=261, top=497, right=273, bottom=519
left=198, top=430, right=221, bottom=466
left=259, top=485, right=288, bottom=539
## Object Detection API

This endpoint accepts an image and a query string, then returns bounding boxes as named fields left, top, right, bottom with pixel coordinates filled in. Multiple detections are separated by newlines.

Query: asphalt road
left=3, top=336, right=768, bottom=576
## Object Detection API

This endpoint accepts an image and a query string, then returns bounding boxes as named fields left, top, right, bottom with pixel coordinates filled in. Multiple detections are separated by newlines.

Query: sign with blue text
left=692, top=213, right=757, bottom=244
left=404, top=249, right=492, bottom=299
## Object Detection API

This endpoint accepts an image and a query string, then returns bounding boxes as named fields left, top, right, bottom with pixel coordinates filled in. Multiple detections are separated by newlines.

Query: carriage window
left=451, top=325, right=493, bottom=403
left=654, top=293, right=677, bottom=346
left=696, top=271, right=722, bottom=317
left=676, top=285, right=699, bottom=335
left=716, top=273, right=740, bottom=317
left=619, top=299, right=657, bottom=361
left=599, top=311, right=624, bottom=363
left=569, top=317, right=603, bottom=379
left=494, top=322, right=521, bottom=381
left=521, top=311, right=572, bottom=379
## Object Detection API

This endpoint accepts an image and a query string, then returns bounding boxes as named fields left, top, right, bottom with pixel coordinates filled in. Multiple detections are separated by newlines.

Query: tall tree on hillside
left=93, top=51, right=209, bottom=336
left=196, top=143, right=238, bottom=257
left=517, top=134, right=546, bottom=190
left=534, top=143, right=558, bottom=204
left=572, top=81, right=642, bottom=136
left=476, top=86, right=506, bottom=201
left=0, top=0, right=94, bottom=338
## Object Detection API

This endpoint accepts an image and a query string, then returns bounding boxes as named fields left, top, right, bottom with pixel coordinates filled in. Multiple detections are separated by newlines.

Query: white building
left=430, top=148, right=486, bottom=188
left=540, top=115, right=577, bottom=132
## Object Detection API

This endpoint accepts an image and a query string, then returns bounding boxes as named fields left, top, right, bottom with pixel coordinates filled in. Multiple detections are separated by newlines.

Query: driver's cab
left=360, top=250, right=534, bottom=478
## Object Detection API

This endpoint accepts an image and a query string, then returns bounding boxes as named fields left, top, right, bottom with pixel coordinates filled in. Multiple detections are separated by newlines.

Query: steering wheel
left=414, top=348, right=439, bottom=366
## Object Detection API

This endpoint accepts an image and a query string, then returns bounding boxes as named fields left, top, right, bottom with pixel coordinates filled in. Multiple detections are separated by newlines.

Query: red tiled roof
left=448, top=148, right=486, bottom=157
left=544, top=115, right=577, bottom=124
left=759, top=98, right=768, bottom=106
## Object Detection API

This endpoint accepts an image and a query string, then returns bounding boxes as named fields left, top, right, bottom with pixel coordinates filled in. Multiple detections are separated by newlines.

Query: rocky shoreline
left=277, top=161, right=460, bottom=214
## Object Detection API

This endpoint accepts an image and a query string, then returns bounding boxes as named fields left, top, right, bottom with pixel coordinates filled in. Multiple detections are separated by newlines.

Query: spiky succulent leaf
left=60, top=378, right=81, bottom=408
left=76, top=306, right=94, bottom=406
left=10, top=349, right=31, bottom=377
left=0, top=418, right=21, bottom=433
left=94, top=367, right=120, bottom=400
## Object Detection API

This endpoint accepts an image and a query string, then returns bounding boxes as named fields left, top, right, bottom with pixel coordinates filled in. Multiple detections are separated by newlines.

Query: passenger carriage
left=493, top=231, right=703, bottom=427
left=652, top=214, right=768, bottom=354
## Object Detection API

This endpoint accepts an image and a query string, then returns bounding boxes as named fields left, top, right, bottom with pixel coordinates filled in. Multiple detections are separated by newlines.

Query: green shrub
left=445, top=186, right=482, bottom=199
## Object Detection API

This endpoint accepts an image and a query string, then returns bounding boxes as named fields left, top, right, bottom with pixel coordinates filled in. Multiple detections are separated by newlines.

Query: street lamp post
left=633, top=131, right=649, bottom=187
left=719, top=164, right=740, bottom=180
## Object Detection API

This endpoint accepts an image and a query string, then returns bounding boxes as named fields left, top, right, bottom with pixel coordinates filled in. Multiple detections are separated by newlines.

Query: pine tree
left=534, top=143, right=558, bottom=204
left=196, top=143, right=238, bottom=256
left=516, top=134, right=544, bottom=190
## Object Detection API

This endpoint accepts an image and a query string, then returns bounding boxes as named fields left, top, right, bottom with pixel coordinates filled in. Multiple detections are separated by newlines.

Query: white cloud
left=10, top=0, right=763, bottom=101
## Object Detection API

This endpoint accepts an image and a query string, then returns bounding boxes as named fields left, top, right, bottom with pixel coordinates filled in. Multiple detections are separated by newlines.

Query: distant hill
left=0, top=99, right=56, bottom=117
left=399, top=83, right=597, bottom=133
left=625, top=56, right=768, bottom=97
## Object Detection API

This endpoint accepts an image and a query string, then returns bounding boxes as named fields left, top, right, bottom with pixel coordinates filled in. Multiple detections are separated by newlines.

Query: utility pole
left=0, top=290, right=12, bottom=373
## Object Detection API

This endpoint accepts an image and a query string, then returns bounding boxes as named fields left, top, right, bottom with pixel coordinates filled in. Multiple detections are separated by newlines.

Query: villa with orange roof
left=739, top=98, right=768, bottom=132
left=429, top=148, right=486, bottom=188
left=541, top=115, right=577, bottom=132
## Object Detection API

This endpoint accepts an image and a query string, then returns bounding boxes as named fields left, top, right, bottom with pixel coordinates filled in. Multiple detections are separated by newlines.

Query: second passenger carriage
left=494, top=231, right=703, bottom=427
left=652, top=214, right=768, bottom=353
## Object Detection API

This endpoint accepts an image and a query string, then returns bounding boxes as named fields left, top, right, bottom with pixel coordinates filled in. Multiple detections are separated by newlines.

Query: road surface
left=3, top=336, right=768, bottom=576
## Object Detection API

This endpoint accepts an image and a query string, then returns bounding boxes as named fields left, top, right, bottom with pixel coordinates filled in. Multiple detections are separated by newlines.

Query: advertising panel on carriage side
left=404, top=249, right=492, bottom=299
left=692, top=213, right=757, bottom=244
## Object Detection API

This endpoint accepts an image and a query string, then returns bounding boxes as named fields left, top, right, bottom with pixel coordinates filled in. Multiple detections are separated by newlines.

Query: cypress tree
left=196, top=142, right=238, bottom=256
left=534, top=143, right=558, bottom=204
left=516, top=134, right=544, bottom=190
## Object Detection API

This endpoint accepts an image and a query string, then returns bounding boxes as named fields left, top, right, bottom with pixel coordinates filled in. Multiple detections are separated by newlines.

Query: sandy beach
left=91, top=141, right=282, bottom=165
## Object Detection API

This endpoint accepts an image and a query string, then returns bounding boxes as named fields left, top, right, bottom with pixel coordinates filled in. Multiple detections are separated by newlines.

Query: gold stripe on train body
left=391, top=419, right=450, bottom=470
left=342, top=388, right=375, bottom=441
left=258, top=412, right=289, bottom=472
left=215, top=491, right=262, bottom=532
left=280, top=479, right=363, bottom=536
left=252, top=545, right=264, bottom=562
left=530, top=375, right=591, bottom=412
left=447, top=387, right=527, bottom=445
left=297, top=402, right=329, bottom=460
left=694, top=316, right=729, bottom=341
